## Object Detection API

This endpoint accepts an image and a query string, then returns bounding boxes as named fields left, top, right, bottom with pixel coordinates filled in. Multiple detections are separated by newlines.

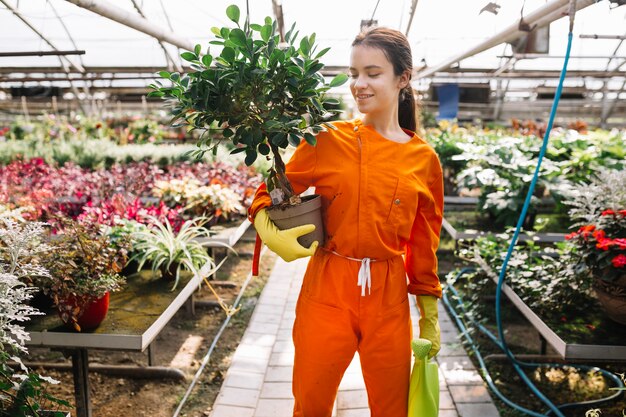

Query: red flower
left=565, top=231, right=578, bottom=240
left=615, top=238, right=626, bottom=250
left=592, top=229, right=606, bottom=240
left=619, top=210, right=626, bottom=216
left=612, top=254, right=626, bottom=268
left=601, top=209, right=615, bottom=216
left=596, top=238, right=614, bottom=251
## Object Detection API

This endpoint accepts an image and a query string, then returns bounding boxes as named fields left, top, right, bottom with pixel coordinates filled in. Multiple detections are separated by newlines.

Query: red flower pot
left=58, top=292, right=110, bottom=331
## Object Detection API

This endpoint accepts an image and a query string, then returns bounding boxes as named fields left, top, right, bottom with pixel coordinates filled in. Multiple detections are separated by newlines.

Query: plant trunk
left=269, top=143, right=298, bottom=206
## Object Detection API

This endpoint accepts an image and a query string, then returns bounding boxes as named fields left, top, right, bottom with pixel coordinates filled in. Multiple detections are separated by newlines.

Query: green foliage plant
left=130, top=216, right=228, bottom=291
left=149, top=4, right=348, bottom=206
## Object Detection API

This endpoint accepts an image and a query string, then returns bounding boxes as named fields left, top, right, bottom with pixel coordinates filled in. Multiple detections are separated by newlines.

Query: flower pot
left=159, top=263, right=178, bottom=281
left=58, top=292, right=110, bottom=331
left=267, top=194, right=325, bottom=248
left=593, top=276, right=626, bottom=325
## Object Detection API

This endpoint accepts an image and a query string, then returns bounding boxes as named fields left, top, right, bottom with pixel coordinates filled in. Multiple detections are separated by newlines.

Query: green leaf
left=229, top=28, right=247, bottom=48
left=220, top=27, right=231, bottom=39
left=299, top=36, right=310, bottom=56
left=245, top=149, right=257, bottom=165
left=194, top=44, right=201, bottom=56
left=211, top=27, right=221, bottom=37
left=260, top=24, right=272, bottom=42
left=221, top=47, right=236, bottom=62
left=329, top=73, right=349, bottom=88
left=288, top=133, right=301, bottom=146
left=230, top=147, right=246, bottom=154
left=181, top=52, right=197, bottom=62
left=201, top=55, right=213, bottom=67
left=324, top=98, right=340, bottom=106
left=158, top=70, right=171, bottom=79
left=264, top=16, right=273, bottom=26
left=304, top=132, right=317, bottom=146
left=222, top=128, right=234, bottom=137
left=314, top=47, right=331, bottom=60
left=258, top=143, right=270, bottom=155
left=250, top=23, right=262, bottom=31
left=226, top=4, right=240, bottom=24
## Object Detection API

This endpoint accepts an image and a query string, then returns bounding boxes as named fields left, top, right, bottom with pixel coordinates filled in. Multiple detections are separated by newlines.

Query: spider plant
left=130, top=216, right=229, bottom=290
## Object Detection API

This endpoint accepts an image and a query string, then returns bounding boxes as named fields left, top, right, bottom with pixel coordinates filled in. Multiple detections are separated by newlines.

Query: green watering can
left=408, top=339, right=440, bottom=417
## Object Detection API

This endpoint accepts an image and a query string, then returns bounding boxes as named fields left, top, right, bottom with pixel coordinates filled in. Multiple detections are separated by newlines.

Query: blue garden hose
left=442, top=1, right=625, bottom=415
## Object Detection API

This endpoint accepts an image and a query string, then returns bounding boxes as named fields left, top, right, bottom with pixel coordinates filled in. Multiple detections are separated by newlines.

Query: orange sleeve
left=405, top=152, right=444, bottom=298
left=247, top=138, right=318, bottom=222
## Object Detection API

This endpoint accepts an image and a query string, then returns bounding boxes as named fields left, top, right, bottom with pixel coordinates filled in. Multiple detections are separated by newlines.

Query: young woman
left=248, top=27, right=443, bottom=417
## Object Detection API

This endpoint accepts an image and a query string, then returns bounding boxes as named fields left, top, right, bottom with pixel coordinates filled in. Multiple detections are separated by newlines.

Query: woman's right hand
left=253, top=208, right=319, bottom=262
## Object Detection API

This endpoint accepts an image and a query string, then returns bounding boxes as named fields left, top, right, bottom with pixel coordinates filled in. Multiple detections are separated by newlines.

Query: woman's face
left=349, top=44, right=408, bottom=116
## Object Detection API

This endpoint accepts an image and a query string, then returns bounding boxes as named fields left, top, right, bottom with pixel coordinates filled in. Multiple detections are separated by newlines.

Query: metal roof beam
left=64, top=0, right=195, bottom=51
left=416, top=0, right=597, bottom=79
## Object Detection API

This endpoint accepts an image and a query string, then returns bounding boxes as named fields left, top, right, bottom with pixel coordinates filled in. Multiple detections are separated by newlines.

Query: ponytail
left=398, top=85, right=418, bottom=132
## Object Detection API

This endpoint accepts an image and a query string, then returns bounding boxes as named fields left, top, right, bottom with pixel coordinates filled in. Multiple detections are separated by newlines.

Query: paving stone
left=265, top=366, right=293, bottom=382
left=440, top=319, right=460, bottom=334
left=229, top=356, right=268, bottom=374
left=260, top=382, right=293, bottom=399
left=224, top=371, right=264, bottom=390
left=269, top=351, right=295, bottom=366
left=273, top=340, right=295, bottom=353
left=211, top=404, right=255, bottom=417
left=439, top=410, right=460, bottom=417
left=232, top=344, right=272, bottom=361
left=338, top=371, right=366, bottom=390
left=214, top=387, right=260, bottom=408
left=247, top=322, right=280, bottom=335
left=276, top=328, right=293, bottom=341
left=438, top=342, right=468, bottom=357
left=437, top=355, right=475, bottom=370
left=252, top=304, right=285, bottom=316
left=440, top=389, right=456, bottom=410
left=449, top=385, right=492, bottom=403
left=250, top=312, right=282, bottom=325
left=337, top=408, right=370, bottom=417
left=337, top=390, right=369, bottom=409
left=254, top=399, right=295, bottom=417
left=441, top=331, right=461, bottom=344
left=240, top=332, right=277, bottom=347
left=456, top=402, right=500, bottom=417
left=441, top=368, right=484, bottom=385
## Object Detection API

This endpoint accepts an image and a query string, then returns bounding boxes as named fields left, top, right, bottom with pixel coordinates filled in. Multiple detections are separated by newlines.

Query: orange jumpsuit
left=248, top=118, right=444, bottom=417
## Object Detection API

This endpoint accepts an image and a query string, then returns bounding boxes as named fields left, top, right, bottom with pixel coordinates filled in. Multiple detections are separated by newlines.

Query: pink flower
left=612, top=254, right=626, bottom=268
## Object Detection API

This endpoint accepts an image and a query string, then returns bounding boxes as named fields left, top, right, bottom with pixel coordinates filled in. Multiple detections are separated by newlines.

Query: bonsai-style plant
left=564, top=169, right=626, bottom=324
left=130, top=216, right=227, bottom=290
left=149, top=4, right=348, bottom=243
left=41, top=218, right=131, bottom=331
left=0, top=219, right=71, bottom=417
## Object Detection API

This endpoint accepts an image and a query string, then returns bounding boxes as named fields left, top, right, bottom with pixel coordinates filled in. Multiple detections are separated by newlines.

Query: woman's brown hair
left=352, top=27, right=420, bottom=132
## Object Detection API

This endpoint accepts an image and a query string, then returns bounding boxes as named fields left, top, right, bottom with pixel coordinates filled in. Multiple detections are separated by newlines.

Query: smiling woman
left=248, top=26, right=444, bottom=417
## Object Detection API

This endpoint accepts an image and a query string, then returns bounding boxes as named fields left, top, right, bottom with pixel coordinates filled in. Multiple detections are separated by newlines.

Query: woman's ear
left=398, top=70, right=411, bottom=89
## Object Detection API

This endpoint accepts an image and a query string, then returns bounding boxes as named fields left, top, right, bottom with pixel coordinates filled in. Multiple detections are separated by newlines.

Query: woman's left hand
left=416, top=295, right=441, bottom=358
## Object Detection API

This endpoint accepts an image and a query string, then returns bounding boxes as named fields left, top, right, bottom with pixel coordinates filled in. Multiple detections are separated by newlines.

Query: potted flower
left=130, top=216, right=227, bottom=290
left=148, top=4, right=348, bottom=246
left=565, top=169, right=626, bottom=324
left=41, top=218, right=131, bottom=332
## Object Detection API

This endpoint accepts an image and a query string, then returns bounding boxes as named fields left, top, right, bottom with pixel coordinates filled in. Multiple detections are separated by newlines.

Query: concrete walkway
left=210, top=257, right=500, bottom=417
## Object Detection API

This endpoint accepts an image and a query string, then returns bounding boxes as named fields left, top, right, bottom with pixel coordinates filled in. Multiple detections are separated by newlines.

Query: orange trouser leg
left=359, top=298, right=412, bottom=417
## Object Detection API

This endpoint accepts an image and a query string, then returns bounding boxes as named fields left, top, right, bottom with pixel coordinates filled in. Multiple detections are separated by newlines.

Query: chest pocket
left=386, top=179, right=419, bottom=230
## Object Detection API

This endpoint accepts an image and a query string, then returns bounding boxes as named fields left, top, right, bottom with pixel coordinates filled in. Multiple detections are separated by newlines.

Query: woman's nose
left=352, top=75, right=367, bottom=89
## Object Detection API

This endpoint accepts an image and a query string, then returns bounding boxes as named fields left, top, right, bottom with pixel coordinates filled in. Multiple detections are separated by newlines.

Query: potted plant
left=0, top=219, right=71, bottom=417
left=565, top=169, right=626, bottom=324
left=130, top=216, right=227, bottom=290
left=148, top=4, right=348, bottom=246
left=41, top=218, right=131, bottom=332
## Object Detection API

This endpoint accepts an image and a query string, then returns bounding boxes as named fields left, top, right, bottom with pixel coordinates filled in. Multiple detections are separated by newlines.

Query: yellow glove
left=253, top=208, right=319, bottom=262
left=416, top=295, right=441, bottom=358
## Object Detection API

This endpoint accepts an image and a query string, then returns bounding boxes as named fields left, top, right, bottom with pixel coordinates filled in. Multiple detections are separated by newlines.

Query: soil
left=24, top=226, right=278, bottom=417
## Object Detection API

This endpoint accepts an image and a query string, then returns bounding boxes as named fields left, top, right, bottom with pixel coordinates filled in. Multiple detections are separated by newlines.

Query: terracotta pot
left=267, top=194, right=325, bottom=248
left=593, top=275, right=626, bottom=325
left=59, top=292, right=110, bottom=330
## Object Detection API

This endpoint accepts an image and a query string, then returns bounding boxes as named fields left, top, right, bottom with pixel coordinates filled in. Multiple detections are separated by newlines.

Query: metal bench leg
left=71, top=348, right=92, bottom=417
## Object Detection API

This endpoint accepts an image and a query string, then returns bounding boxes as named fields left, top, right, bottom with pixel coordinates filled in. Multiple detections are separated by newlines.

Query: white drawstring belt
left=330, top=250, right=376, bottom=296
